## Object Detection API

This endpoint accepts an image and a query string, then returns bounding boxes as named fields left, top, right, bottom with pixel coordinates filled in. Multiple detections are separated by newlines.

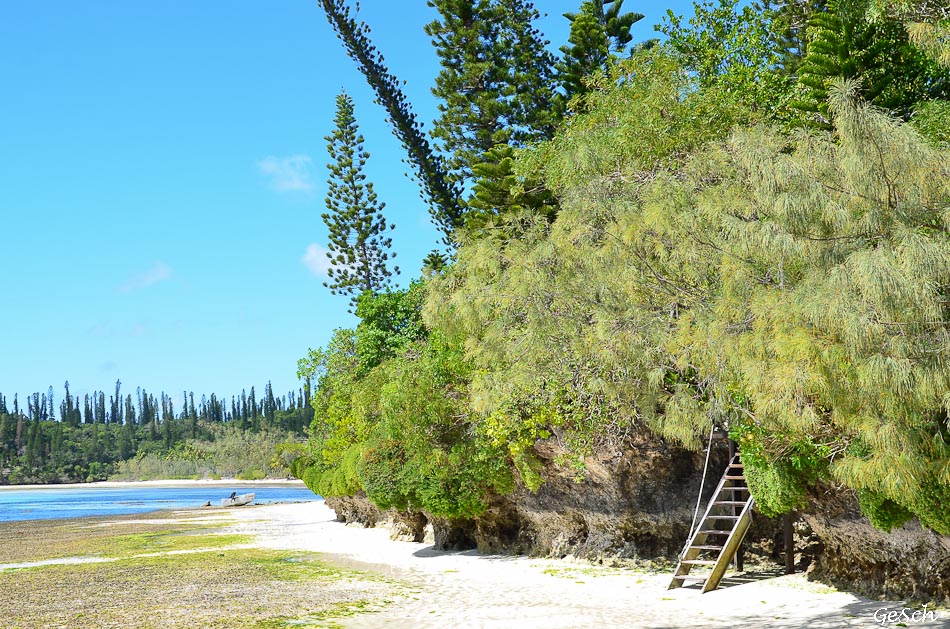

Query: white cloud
left=119, top=261, right=172, bottom=293
left=258, top=154, right=314, bottom=192
left=302, top=243, right=333, bottom=277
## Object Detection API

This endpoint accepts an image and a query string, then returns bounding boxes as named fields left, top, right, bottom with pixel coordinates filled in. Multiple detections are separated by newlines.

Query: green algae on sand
left=0, top=509, right=400, bottom=628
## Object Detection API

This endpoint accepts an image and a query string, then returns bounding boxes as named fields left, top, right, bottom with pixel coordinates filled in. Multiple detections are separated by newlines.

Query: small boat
left=220, top=492, right=255, bottom=507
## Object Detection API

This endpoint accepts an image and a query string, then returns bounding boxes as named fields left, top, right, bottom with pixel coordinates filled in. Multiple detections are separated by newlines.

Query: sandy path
left=224, top=502, right=947, bottom=628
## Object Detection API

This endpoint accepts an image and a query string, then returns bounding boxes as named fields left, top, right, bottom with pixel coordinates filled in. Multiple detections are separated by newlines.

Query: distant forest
left=0, top=380, right=313, bottom=484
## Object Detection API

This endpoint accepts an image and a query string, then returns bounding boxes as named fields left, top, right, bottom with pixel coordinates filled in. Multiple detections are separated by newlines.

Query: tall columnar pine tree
left=317, top=0, right=464, bottom=242
left=424, top=0, right=561, bottom=232
left=793, top=0, right=950, bottom=124
left=558, top=0, right=647, bottom=102
left=425, top=0, right=558, bottom=182
left=322, top=91, right=398, bottom=312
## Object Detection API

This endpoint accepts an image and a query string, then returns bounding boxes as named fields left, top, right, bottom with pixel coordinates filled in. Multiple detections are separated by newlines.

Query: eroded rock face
left=323, top=446, right=950, bottom=601
left=323, top=494, right=431, bottom=543
left=426, top=515, right=479, bottom=551
left=389, top=510, right=429, bottom=543
left=325, top=436, right=784, bottom=561
left=469, top=437, right=781, bottom=560
left=802, top=485, right=950, bottom=601
left=324, top=493, right=383, bottom=527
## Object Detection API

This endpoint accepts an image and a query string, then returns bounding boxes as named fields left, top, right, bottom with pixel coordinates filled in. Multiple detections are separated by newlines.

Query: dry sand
left=222, top=502, right=949, bottom=629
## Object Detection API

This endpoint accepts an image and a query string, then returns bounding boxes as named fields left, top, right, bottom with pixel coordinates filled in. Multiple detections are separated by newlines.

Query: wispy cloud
left=258, top=154, right=314, bottom=192
left=302, top=243, right=332, bottom=277
left=119, top=261, right=172, bottom=293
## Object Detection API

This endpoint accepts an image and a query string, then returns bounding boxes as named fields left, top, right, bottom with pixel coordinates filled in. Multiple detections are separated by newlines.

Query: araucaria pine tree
left=323, top=91, right=398, bottom=311
left=558, top=0, right=646, bottom=101
left=425, top=0, right=558, bottom=181
left=793, top=0, right=948, bottom=124
left=318, top=0, right=464, bottom=242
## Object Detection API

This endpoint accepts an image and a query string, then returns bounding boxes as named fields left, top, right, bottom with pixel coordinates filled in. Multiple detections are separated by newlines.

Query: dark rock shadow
left=675, top=566, right=787, bottom=592
left=411, top=547, right=528, bottom=562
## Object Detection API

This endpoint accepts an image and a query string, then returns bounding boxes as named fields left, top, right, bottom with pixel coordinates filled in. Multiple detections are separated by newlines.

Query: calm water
left=0, top=484, right=321, bottom=522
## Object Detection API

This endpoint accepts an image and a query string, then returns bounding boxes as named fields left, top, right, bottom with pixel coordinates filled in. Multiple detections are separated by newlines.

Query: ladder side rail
left=701, top=497, right=756, bottom=593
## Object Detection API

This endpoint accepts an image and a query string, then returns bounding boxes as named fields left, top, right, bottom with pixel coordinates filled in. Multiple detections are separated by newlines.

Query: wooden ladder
left=668, top=454, right=755, bottom=593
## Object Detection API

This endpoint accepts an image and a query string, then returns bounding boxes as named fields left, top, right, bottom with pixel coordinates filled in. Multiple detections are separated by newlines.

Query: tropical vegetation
left=296, top=0, right=950, bottom=537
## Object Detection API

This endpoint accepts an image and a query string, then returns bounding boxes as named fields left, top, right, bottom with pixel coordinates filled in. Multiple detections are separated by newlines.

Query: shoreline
left=0, top=478, right=307, bottom=491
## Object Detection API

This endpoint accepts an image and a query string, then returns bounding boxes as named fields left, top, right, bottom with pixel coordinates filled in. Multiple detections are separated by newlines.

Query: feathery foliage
left=665, top=81, right=950, bottom=528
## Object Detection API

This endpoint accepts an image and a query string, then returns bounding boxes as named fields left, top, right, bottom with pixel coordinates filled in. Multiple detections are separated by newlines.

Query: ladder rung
left=690, top=545, right=723, bottom=550
left=681, top=560, right=718, bottom=565
left=721, top=486, right=749, bottom=491
left=713, top=500, right=747, bottom=506
left=698, top=529, right=730, bottom=535
left=724, top=475, right=745, bottom=480
left=676, top=576, right=708, bottom=583
left=729, top=462, right=744, bottom=468
left=706, top=515, right=740, bottom=520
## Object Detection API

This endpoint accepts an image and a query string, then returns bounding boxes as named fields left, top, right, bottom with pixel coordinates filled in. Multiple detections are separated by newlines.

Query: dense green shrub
left=906, top=480, right=950, bottom=535
left=358, top=438, right=409, bottom=510
left=857, top=489, right=915, bottom=532
left=298, top=287, right=515, bottom=518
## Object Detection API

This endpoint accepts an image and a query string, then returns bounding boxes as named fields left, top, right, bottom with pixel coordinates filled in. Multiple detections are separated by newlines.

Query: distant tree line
left=0, top=380, right=313, bottom=484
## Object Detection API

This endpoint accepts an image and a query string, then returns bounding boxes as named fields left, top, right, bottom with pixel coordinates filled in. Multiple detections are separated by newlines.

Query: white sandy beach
left=218, top=501, right=948, bottom=629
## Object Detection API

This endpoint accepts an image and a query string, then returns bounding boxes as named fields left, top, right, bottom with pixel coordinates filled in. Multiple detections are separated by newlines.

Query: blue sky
left=0, top=1, right=695, bottom=409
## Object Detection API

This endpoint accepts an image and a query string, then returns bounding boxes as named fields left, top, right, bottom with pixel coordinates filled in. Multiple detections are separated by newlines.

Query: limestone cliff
left=801, top=484, right=950, bottom=601
left=323, top=445, right=950, bottom=602
left=326, top=435, right=782, bottom=561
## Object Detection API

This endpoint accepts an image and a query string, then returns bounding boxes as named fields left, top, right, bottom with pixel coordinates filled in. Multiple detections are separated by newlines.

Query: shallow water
left=0, top=484, right=320, bottom=522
